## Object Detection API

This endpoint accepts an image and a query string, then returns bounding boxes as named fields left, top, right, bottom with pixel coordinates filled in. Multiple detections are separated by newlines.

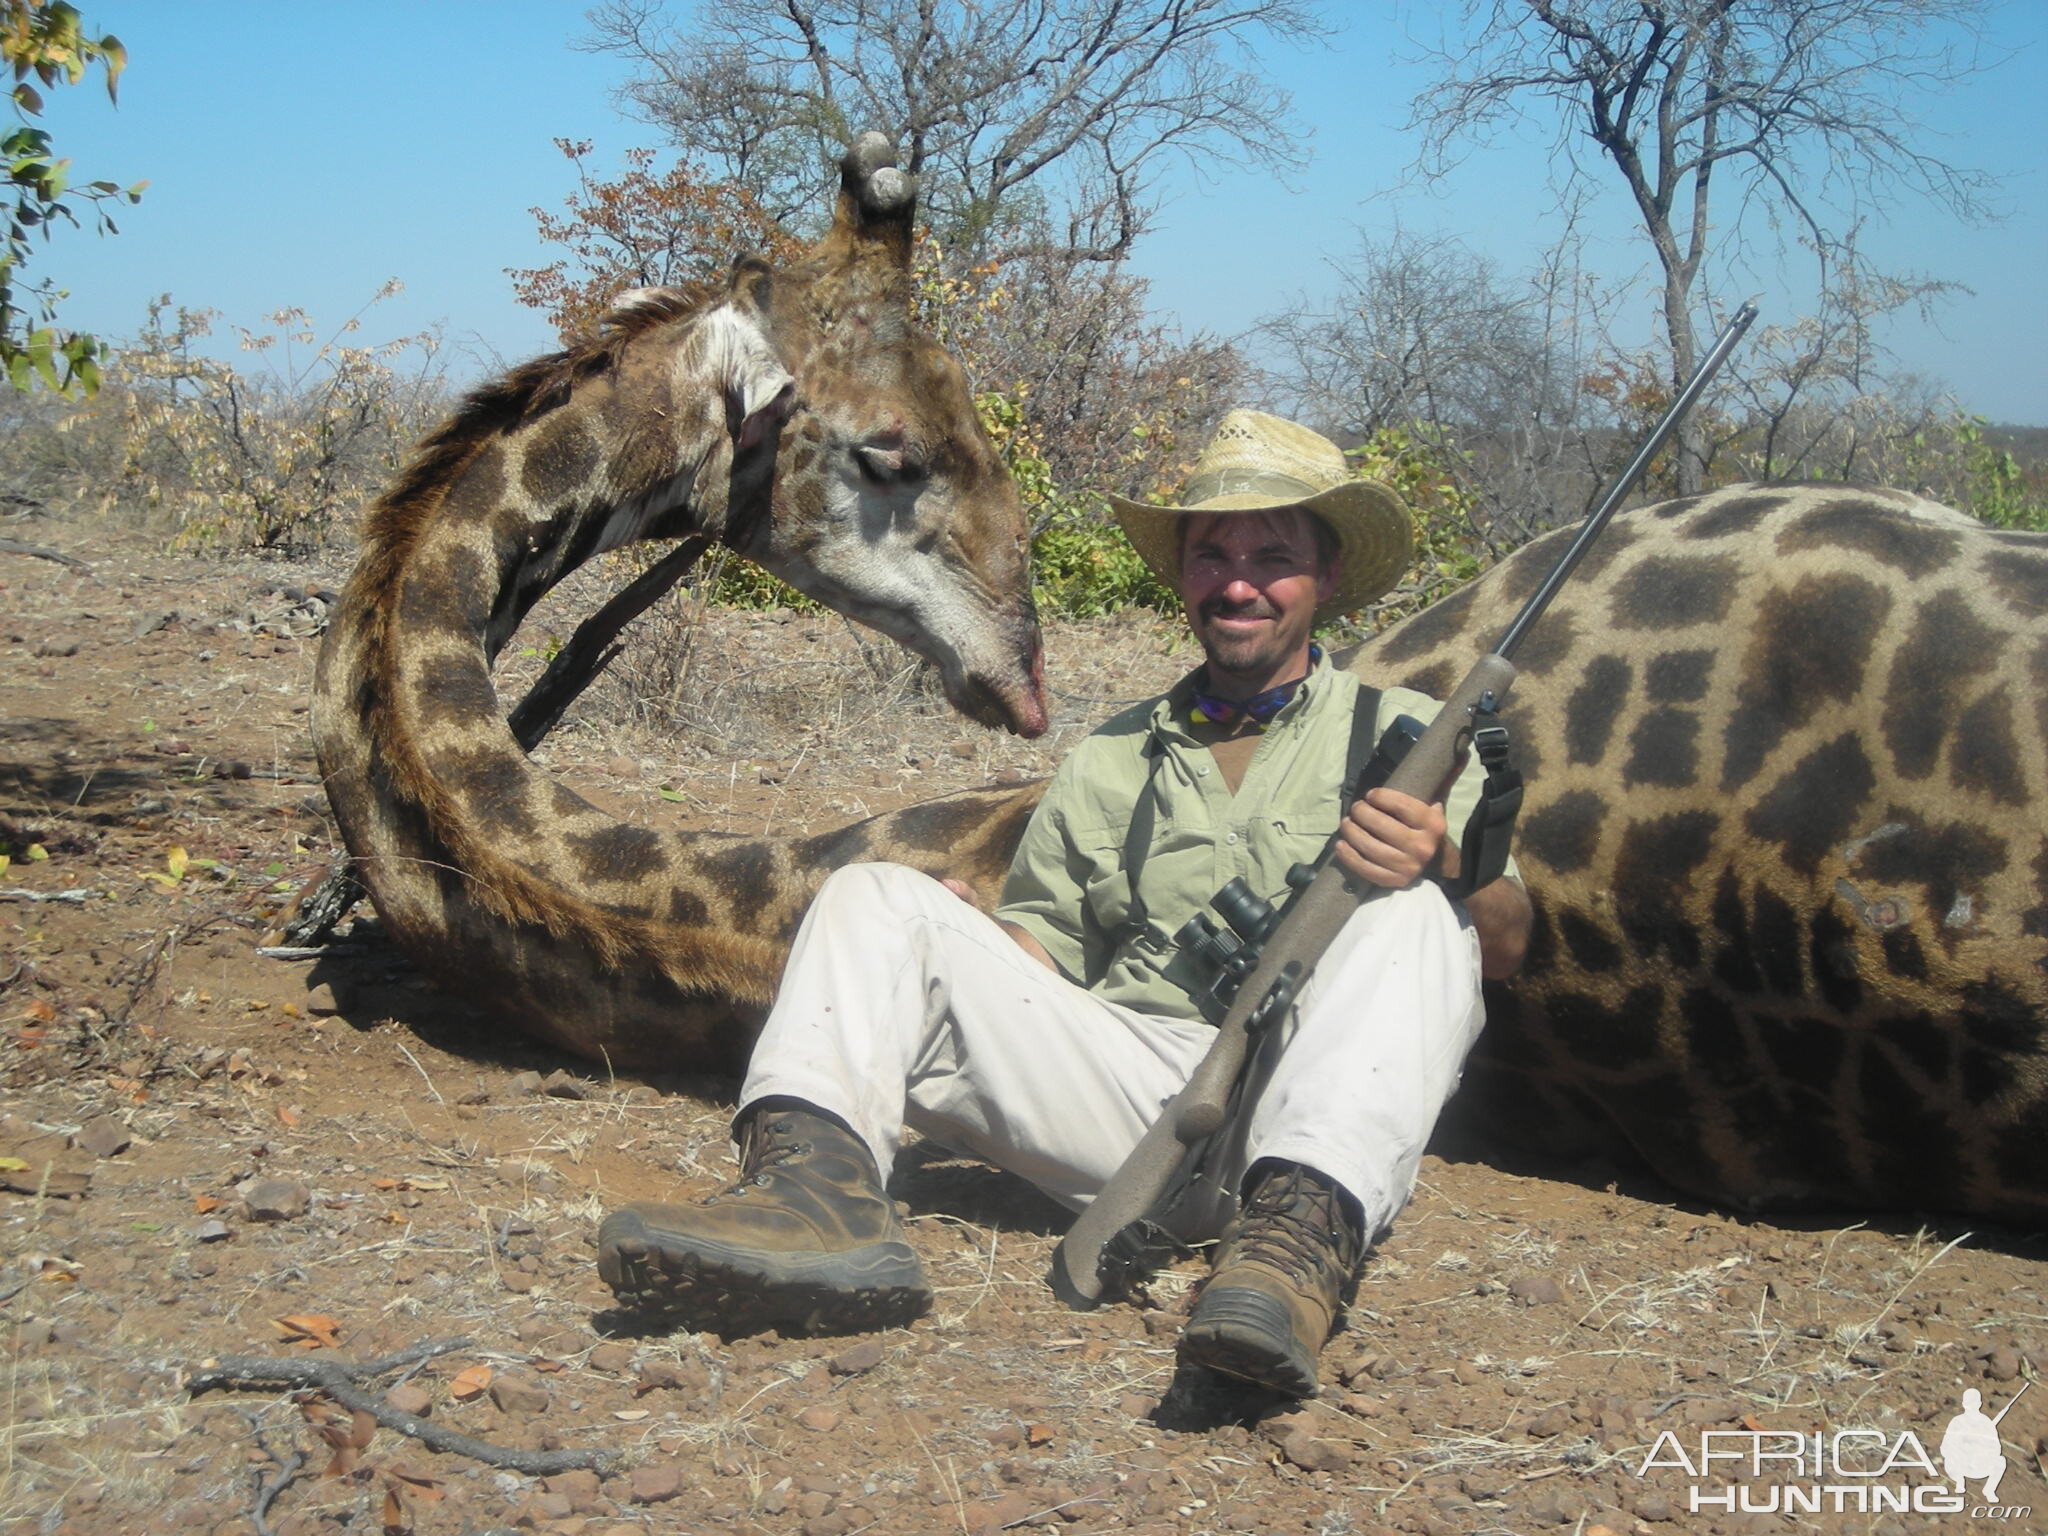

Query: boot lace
left=1234, top=1164, right=1362, bottom=1282
left=709, top=1114, right=813, bottom=1202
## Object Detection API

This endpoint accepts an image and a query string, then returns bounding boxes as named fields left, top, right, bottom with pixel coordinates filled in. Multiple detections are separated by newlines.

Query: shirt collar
left=1156, top=646, right=1333, bottom=741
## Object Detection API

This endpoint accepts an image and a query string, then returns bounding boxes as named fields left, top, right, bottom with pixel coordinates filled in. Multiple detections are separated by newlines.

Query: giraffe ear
left=716, top=265, right=797, bottom=451
left=733, top=366, right=796, bottom=452
left=728, top=256, right=776, bottom=317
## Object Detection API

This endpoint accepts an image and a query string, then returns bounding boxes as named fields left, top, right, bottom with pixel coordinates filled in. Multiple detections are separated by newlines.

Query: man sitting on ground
left=597, top=410, right=1531, bottom=1397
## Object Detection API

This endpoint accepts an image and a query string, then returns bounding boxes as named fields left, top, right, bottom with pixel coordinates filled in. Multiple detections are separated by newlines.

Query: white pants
left=740, top=862, right=1485, bottom=1242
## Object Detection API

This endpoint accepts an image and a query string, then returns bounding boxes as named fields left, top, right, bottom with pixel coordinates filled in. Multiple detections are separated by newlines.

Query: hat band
left=1181, top=467, right=1326, bottom=508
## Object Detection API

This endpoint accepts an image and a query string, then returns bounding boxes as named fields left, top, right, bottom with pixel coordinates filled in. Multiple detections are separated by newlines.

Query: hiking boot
left=597, top=1099, right=930, bottom=1335
left=1176, top=1161, right=1365, bottom=1396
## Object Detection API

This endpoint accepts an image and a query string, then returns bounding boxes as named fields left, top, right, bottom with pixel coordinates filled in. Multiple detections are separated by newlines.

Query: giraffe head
left=751, top=133, right=1046, bottom=736
left=591, top=135, right=1047, bottom=737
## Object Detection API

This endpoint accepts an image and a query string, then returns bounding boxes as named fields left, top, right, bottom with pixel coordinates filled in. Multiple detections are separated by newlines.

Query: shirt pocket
left=1255, top=811, right=1335, bottom=897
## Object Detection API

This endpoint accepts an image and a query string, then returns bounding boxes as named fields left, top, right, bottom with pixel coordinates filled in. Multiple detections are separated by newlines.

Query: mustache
left=1200, top=597, right=1278, bottom=621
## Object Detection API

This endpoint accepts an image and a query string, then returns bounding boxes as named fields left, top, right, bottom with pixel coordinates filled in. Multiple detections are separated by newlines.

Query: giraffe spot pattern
left=428, top=745, right=538, bottom=840
left=398, top=546, right=492, bottom=640
left=1806, top=904, right=1863, bottom=1012
left=1744, top=733, right=1876, bottom=875
left=1608, top=552, right=1742, bottom=630
left=1982, top=549, right=2048, bottom=612
left=1777, top=500, right=1960, bottom=575
left=1558, top=910, right=1622, bottom=973
left=411, top=653, right=499, bottom=723
left=1676, top=491, right=1786, bottom=540
left=1644, top=649, right=1713, bottom=703
left=1881, top=588, right=1999, bottom=779
left=1518, top=788, right=1607, bottom=874
left=568, top=823, right=668, bottom=886
left=1374, top=579, right=1482, bottom=664
left=520, top=408, right=602, bottom=499
left=698, top=839, right=782, bottom=934
left=1611, top=810, right=1720, bottom=968
left=1950, top=687, right=2027, bottom=805
left=1622, top=706, right=1699, bottom=787
left=1565, top=655, right=1630, bottom=765
left=1721, top=573, right=1890, bottom=793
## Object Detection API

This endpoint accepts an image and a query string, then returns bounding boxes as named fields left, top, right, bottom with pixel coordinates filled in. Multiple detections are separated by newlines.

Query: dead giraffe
left=312, top=135, right=1047, bottom=1071
left=1345, top=483, right=2048, bottom=1224
left=324, top=265, right=2048, bottom=1224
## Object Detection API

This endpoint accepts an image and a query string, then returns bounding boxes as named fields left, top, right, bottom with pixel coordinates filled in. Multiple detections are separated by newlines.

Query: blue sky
left=33, top=2, right=2048, bottom=424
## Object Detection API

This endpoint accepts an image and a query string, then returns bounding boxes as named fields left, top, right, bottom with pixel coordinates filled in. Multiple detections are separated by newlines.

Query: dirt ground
left=3, top=517, right=2045, bottom=1536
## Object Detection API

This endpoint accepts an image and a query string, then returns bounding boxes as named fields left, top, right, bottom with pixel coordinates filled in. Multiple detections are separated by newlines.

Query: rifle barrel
left=1990, top=1380, right=2029, bottom=1425
left=1492, top=302, right=1758, bottom=661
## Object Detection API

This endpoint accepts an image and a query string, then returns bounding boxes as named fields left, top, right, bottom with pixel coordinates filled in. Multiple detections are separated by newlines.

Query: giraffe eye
left=856, top=442, right=925, bottom=485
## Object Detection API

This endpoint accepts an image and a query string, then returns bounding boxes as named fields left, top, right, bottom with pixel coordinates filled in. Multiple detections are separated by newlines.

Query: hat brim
left=1106, top=479, right=1414, bottom=622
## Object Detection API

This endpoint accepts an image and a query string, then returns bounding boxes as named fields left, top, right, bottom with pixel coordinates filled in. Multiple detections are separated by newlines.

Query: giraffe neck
left=314, top=305, right=799, bottom=1033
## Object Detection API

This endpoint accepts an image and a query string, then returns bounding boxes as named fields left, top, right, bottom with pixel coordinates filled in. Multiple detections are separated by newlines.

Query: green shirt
left=994, top=652, right=1516, bottom=1021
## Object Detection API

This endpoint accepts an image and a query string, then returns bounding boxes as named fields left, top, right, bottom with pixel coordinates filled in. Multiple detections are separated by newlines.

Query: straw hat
left=1107, top=410, right=1413, bottom=621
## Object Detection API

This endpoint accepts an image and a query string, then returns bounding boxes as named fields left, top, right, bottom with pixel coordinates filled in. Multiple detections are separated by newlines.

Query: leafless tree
left=1728, top=229, right=1961, bottom=483
left=971, top=250, right=1247, bottom=501
left=1257, top=228, right=1613, bottom=541
left=583, top=0, right=1319, bottom=262
left=1259, top=232, right=1562, bottom=439
left=1407, top=0, right=1999, bottom=494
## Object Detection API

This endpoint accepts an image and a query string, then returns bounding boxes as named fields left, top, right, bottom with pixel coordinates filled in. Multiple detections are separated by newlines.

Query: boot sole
left=597, top=1208, right=931, bottom=1336
left=1178, top=1285, right=1319, bottom=1397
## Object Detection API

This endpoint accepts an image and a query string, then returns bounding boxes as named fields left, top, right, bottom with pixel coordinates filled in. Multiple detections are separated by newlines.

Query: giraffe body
left=324, top=343, right=2048, bottom=1222
left=1350, top=483, right=2048, bottom=1221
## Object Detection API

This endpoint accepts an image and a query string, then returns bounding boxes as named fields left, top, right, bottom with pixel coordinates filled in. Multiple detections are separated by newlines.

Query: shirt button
left=1225, top=832, right=1238, bottom=845
left=1197, top=767, right=1210, bottom=777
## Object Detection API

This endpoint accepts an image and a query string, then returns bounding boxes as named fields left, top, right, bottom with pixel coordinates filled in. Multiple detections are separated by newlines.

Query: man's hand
left=1335, top=789, right=1531, bottom=981
left=940, top=877, right=1059, bottom=973
left=1333, top=787, right=1447, bottom=889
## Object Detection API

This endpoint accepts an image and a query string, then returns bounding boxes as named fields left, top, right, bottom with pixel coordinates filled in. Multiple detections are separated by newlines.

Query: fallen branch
left=0, top=536, right=89, bottom=569
left=274, top=865, right=365, bottom=950
left=0, top=887, right=91, bottom=904
left=251, top=1448, right=305, bottom=1536
left=280, top=534, right=711, bottom=948
left=188, top=1338, right=618, bottom=1476
left=256, top=943, right=366, bottom=961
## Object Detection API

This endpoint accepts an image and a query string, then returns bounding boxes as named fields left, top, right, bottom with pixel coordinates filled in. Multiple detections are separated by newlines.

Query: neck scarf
left=1190, top=645, right=1321, bottom=727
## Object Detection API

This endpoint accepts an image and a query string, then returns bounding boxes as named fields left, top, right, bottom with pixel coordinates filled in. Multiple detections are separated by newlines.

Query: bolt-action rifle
left=1049, top=303, right=1759, bottom=1310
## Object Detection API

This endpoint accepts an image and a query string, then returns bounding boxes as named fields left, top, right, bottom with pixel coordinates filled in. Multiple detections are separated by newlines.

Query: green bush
left=1030, top=500, right=1177, bottom=618
left=1948, top=416, right=2048, bottom=532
